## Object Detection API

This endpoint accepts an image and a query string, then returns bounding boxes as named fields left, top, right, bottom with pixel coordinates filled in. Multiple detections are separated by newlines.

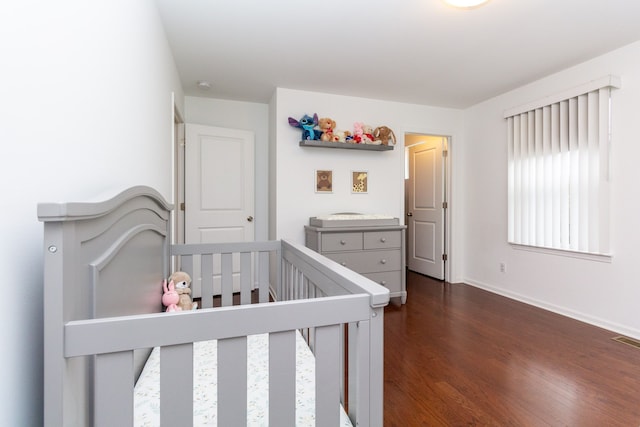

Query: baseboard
left=462, top=277, right=640, bottom=341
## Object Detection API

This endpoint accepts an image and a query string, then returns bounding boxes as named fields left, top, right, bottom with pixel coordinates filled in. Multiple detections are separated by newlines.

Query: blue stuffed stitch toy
left=288, top=113, right=321, bottom=140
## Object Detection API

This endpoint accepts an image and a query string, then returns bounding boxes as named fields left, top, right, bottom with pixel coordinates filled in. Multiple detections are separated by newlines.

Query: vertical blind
left=505, top=76, right=620, bottom=255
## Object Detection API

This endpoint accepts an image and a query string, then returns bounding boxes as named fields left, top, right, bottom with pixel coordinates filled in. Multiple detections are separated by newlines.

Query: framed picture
left=351, top=170, right=368, bottom=193
left=315, top=170, right=333, bottom=193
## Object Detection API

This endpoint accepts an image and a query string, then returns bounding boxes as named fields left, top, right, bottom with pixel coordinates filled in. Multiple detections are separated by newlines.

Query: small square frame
left=351, top=170, right=368, bottom=194
left=315, top=169, right=333, bottom=193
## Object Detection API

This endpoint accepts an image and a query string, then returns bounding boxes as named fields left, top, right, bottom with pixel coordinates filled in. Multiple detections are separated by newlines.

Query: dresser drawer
left=363, top=271, right=402, bottom=293
left=325, top=250, right=401, bottom=273
left=364, top=230, right=402, bottom=249
left=321, top=232, right=363, bottom=252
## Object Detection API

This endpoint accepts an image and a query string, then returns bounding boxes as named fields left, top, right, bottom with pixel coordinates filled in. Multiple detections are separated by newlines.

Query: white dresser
left=305, top=217, right=406, bottom=304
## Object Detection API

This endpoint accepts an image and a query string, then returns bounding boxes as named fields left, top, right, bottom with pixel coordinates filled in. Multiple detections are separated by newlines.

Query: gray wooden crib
left=39, top=186, right=388, bottom=426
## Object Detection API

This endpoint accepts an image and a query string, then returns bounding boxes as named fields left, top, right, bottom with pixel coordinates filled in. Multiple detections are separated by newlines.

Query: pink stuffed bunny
left=162, top=279, right=182, bottom=312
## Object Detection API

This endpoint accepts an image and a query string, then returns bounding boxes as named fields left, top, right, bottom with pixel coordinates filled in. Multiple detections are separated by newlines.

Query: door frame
left=404, top=132, right=452, bottom=282
left=173, top=103, right=185, bottom=246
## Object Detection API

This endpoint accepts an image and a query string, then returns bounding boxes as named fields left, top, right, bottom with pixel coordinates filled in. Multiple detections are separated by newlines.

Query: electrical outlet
left=499, top=262, right=506, bottom=273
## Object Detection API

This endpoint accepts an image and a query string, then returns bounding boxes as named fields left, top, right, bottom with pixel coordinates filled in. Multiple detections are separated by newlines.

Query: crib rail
left=62, top=239, right=388, bottom=427
left=171, top=240, right=279, bottom=307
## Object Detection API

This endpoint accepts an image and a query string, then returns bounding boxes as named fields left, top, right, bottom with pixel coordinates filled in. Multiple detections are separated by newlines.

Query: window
left=504, top=76, right=620, bottom=256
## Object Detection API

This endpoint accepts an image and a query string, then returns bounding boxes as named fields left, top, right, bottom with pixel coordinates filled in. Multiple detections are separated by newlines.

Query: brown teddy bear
left=318, top=117, right=337, bottom=142
left=168, top=271, right=196, bottom=311
left=373, top=126, right=397, bottom=146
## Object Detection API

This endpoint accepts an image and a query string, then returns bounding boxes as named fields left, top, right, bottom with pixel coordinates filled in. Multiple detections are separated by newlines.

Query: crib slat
left=95, top=351, right=133, bottom=427
left=269, top=330, right=296, bottom=426
left=258, top=251, right=269, bottom=303
left=181, top=255, right=193, bottom=280
left=201, top=254, right=214, bottom=309
left=240, top=251, right=252, bottom=305
left=218, top=336, right=247, bottom=425
left=348, top=320, right=370, bottom=427
left=221, top=253, right=233, bottom=306
left=160, top=344, right=194, bottom=427
left=315, top=324, right=341, bottom=427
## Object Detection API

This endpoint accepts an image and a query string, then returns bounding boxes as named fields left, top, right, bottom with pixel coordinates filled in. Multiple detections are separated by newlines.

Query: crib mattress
left=134, top=331, right=353, bottom=426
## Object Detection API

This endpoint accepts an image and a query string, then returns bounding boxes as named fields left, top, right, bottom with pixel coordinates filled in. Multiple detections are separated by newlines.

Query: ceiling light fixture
left=197, top=80, right=211, bottom=90
left=443, top=0, right=490, bottom=8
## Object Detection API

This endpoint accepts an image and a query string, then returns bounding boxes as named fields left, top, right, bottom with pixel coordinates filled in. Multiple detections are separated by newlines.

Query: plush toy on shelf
left=373, top=126, right=397, bottom=146
left=344, top=130, right=354, bottom=142
left=333, top=130, right=346, bottom=142
left=288, top=113, right=321, bottom=140
left=353, top=122, right=365, bottom=143
left=318, top=117, right=337, bottom=142
left=362, top=124, right=375, bottom=144
left=162, top=279, right=181, bottom=312
left=168, top=271, right=196, bottom=311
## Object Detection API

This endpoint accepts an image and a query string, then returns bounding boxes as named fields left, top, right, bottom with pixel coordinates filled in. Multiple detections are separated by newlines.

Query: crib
left=39, top=186, right=388, bottom=426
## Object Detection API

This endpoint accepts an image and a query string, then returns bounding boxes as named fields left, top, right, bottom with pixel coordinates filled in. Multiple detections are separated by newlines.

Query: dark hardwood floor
left=383, top=271, right=640, bottom=426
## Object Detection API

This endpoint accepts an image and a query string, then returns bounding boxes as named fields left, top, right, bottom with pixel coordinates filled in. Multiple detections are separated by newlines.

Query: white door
left=185, top=124, right=255, bottom=296
left=406, top=136, right=446, bottom=280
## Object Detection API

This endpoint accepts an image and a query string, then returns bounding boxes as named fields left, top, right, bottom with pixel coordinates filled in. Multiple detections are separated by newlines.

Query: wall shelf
left=299, top=140, right=394, bottom=151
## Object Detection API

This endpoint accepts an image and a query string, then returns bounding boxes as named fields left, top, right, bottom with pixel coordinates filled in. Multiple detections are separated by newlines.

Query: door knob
left=247, top=216, right=254, bottom=222
left=407, top=212, right=413, bottom=217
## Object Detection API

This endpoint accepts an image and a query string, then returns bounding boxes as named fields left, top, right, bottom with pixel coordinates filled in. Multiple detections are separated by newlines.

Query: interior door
left=406, top=136, right=446, bottom=280
left=185, top=124, right=255, bottom=297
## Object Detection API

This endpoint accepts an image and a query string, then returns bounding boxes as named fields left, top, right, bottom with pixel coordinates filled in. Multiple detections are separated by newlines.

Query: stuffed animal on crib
left=288, top=113, right=321, bottom=140
left=169, top=271, right=196, bottom=311
left=373, top=126, right=397, bottom=146
left=162, top=279, right=181, bottom=312
left=318, top=117, right=337, bottom=142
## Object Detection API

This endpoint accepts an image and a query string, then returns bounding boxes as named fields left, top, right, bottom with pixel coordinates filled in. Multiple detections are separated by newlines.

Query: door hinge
left=442, top=253, right=448, bottom=261
left=180, top=202, right=185, bottom=211
left=442, top=201, right=448, bottom=209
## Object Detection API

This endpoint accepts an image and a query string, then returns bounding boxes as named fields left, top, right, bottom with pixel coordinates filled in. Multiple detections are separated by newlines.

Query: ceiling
left=155, top=0, right=640, bottom=109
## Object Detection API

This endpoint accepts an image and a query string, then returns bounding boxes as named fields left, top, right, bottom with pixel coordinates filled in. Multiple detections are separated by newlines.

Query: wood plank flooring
left=383, top=271, right=640, bottom=426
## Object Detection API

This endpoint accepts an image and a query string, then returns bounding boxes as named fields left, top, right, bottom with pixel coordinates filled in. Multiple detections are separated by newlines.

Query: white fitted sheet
left=134, top=331, right=352, bottom=426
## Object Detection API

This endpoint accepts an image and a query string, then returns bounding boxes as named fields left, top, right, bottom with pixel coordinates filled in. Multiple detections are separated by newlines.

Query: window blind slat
left=597, top=87, right=611, bottom=254
left=551, top=103, right=561, bottom=249
left=535, top=108, right=545, bottom=246
left=560, top=100, right=571, bottom=249
left=586, top=91, right=600, bottom=253
left=507, top=117, right=515, bottom=243
left=569, top=96, right=580, bottom=251
left=577, top=93, right=590, bottom=251
left=514, top=116, right=522, bottom=243
left=527, top=111, right=536, bottom=245
left=543, top=105, right=553, bottom=247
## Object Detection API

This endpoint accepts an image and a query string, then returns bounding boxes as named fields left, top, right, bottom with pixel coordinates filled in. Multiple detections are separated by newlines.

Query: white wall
left=462, top=40, right=640, bottom=339
left=184, top=96, right=269, bottom=241
left=272, top=88, right=465, bottom=280
left=0, top=1, right=183, bottom=425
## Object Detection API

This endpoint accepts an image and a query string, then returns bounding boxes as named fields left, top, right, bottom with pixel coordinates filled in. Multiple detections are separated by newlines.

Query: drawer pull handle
left=380, top=259, right=387, bottom=264
left=340, top=240, right=346, bottom=245
left=380, top=237, right=386, bottom=243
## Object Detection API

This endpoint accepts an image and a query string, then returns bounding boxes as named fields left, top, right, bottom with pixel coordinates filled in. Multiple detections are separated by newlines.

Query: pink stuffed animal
left=162, top=279, right=182, bottom=312
left=353, top=122, right=364, bottom=143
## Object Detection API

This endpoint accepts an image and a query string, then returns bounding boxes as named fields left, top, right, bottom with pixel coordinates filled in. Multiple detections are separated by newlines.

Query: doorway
left=404, top=133, right=450, bottom=281
left=178, top=123, right=256, bottom=297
